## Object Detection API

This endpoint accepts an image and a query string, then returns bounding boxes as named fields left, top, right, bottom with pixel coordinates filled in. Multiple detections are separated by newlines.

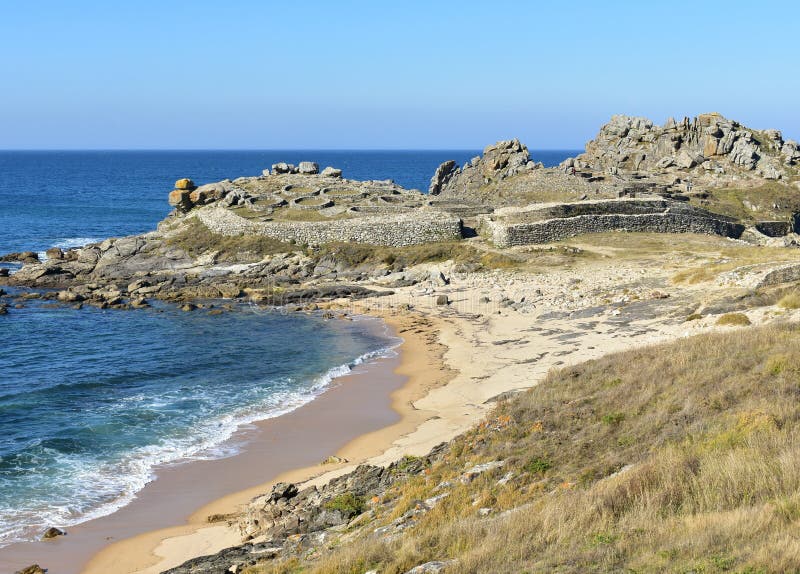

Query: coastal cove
left=4, top=2, right=800, bottom=570
left=0, top=311, right=411, bottom=574
left=5, top=116, right=800, bottom=572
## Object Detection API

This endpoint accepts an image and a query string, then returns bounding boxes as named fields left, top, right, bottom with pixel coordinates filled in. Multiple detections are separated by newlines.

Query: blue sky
left=1, top=0, right=798, bottom=149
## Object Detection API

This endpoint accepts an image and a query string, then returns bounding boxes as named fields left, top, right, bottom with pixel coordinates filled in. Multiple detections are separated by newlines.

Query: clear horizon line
left=0, top=147, right=585, bottom=152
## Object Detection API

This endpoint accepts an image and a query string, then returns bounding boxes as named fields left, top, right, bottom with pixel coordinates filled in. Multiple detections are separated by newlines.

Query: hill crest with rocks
left=565, top=112, right=799, bottom=183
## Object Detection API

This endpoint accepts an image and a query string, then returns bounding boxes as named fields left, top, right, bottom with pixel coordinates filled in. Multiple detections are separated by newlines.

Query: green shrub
left=323, top=493, right=366, bottom=518
left=601, top=412, right=625, bottom=425
left=524, top=457, right=553, bottom=474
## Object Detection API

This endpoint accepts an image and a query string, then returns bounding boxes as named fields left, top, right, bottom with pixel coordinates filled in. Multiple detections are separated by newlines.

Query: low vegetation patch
left=167, top=218, right=293, bottom=262
left=316, top=241, right=520, bottom=271
left=323, top=493, right=366, bottom=518
left=692, top=182, right=800, bottom=221
left=248, top=323, right=800, bottom=574
left=778, top=291, right=800, bottom=309
left=716, top=312, right=752, bottom=326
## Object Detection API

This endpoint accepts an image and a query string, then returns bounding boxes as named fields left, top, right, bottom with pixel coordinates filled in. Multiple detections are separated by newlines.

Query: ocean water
left=0, top=149, right=577, bottom=547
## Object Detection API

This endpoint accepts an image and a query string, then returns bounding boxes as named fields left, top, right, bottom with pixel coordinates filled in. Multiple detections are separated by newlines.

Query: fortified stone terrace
left=168, top=162, right=429, bottom=219
left=479, top=197, right=748, bottom=247
left=195, top=206, right=463, bottom=248
left=167, top=164, right=465, bottom=247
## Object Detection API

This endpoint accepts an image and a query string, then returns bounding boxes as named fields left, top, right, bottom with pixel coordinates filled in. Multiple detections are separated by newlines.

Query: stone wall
left=482, top=199, right=745, bottom=246
left=503, top=198, right=675, bottom=222
left=755, top=221, right=792, bottom=237
left=196, top=206, right=463, bottom=247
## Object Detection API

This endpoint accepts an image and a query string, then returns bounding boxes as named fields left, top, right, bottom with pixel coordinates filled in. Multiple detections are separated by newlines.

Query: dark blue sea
left=0, top=149, right=577, bottom=546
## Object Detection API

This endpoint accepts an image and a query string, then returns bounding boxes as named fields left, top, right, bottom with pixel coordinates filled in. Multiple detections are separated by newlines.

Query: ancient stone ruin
left=166, top=165, right=463, bottom=247
left=162, top=114, right=800, bottom=250
left=480, top=198, right=746, bottom=247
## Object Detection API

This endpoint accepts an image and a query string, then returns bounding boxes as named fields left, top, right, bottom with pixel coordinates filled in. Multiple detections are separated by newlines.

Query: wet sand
left=0, top=322, right=412, bottom=574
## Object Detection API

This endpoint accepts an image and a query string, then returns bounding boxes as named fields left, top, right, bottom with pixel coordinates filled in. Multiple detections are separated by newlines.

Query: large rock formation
left=429, top=139, right=542, bottom=196
left=565, top=113, right=796, bottom=183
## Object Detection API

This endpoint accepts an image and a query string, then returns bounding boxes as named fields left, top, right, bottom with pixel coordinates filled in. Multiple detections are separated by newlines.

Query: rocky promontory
left=3, top=113, right=799, bottom=312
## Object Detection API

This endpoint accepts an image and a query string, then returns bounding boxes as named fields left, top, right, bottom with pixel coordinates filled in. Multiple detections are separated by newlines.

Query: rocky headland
left=5, top=113, right=800, bottom=574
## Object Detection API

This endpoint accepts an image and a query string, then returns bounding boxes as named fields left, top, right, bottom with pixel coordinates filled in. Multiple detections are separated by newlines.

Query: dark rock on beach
left=41, top=526, right=65, bottom=540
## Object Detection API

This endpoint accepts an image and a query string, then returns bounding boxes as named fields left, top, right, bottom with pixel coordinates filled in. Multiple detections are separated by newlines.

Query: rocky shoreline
left=4, top=112, right=800, bottom=574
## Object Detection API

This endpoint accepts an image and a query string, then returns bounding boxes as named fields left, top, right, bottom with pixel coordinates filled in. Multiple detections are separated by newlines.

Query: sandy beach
left=93, top=253, right=711, bottom=573
left=6, top=239, right=782, bottom=574
left=0, top=312, right=449, bottom=574
left=79, top=309, right=455, bottom=574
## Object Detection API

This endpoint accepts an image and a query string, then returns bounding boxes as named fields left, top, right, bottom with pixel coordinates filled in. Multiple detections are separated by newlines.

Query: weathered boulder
left=57, top=290, right=84, bottom=303
left=781, top=140, right=799, bottom=165
left=14, top=565, right=46, bottom=574
left=272, top=163, right=300, bottom=174
left=0, top=251, right=40, bottom=264
left=676, top=150, right=703, bottom=169
left=757, top=159, right=784, bottom=180
left=174, top=178, right=196, bottom=190
left=569, top=112, right=786, bottom=183
left=298, top=161, right=319, bottom=175
left=433, top=139, right=535, bottom=196
left=168, top=189, right=193, bottom=212
left=729, top=137, right=759, bottom=170
left=321, top=166, right=343, bottom=178
left=0, top=268, right=9, bottom=277
left=45, top=247, right=65, bottom=260
left=430, top=269, right=449, bottom=286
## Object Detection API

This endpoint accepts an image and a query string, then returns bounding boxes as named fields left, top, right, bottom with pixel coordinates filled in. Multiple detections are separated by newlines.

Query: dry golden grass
left=315, top=241, right=522, bottom=271
left=778, top=291, right=800, bottom=309
left=692, top=182, right=800, bottom=221
left=716, top=312, right=752, bottom=326
left=166, top=218, right=293, bottom=261
left=248, top=323, right=800, bottom=574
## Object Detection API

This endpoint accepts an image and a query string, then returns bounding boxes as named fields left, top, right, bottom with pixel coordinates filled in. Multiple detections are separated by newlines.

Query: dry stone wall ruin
left=481, top=198, right=746, bottom=247
left=196, top=206, right=463, bottom=247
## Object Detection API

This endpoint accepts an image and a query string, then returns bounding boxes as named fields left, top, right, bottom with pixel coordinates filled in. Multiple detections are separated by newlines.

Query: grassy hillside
left=690, top=181, right=800, bottom=222
left=248, top=323, right=800, bottom=574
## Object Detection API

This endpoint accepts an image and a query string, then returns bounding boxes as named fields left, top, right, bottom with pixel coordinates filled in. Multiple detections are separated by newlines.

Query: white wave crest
left=0, top=335, right=400, bottom=548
